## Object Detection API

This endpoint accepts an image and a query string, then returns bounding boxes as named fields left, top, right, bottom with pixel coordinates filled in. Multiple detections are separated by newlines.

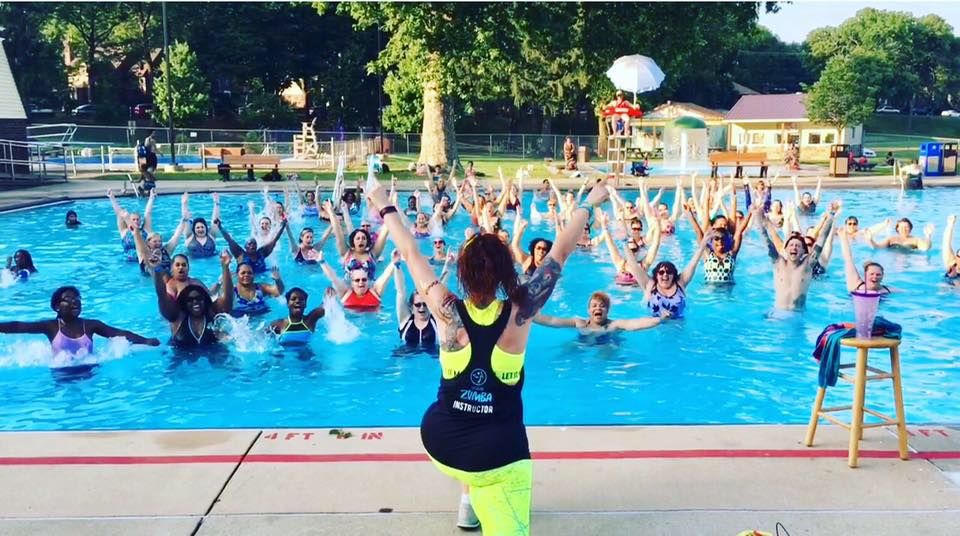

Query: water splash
left=0, top=269, right=18, bottom=288
left=212, top=314, right=274, bottom=353
left=529, top=199, right=543, bottom=225
left=322, top=293, right=360, bottom=344
left=0, top=337, right=134, bottom=369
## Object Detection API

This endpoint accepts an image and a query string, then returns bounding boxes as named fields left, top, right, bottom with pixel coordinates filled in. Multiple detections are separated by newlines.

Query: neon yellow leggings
left=430, top=456, right=533, bottom=536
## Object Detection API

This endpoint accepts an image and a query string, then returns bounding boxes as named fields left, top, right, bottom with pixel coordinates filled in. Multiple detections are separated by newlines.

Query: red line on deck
left=1, top=449, right=959, bottom=466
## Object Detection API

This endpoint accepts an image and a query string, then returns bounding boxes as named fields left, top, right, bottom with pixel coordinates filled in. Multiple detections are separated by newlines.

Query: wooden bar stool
left=804, top=337, right=909, bottom=467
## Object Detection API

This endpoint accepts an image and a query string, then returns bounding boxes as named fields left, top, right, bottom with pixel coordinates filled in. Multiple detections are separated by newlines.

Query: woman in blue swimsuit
left=183, top=193, right=221, bottom=258
left=108, top=188, right=155, bottom=262
left=269, top=287, right=328, bottom=346
left=623, top=230, right=714, bottom=319
left=150, top=250, right=234, bottom=348
left=216, top=218, right=286, bottom=274
left=228, top=264, right=284, bottom=317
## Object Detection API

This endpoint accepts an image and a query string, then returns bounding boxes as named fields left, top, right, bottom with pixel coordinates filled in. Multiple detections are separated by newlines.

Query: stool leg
left=848, top=348, right=868, bottom=468
left=890, top=346, right=909, bottom=461
left=805, top=387, right=826, bottom=446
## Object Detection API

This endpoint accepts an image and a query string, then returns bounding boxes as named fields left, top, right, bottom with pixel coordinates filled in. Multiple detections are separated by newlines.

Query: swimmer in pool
left=210, top=263, right=284, bottom=317
left=182, top=192, right=221, bottom=258
left=0, top=286, right=159, bottom=363
left=283, top=225, right=332, bottom=264
left=534, top=291, right=664, bottom=335
left=318, top=249, right=399, bottom=310
left=216, top=218, right=286, bottom=274
left=755, top=200, right=837, bottom=310
left=164, top=254, right=207, bottom=298
left=65, top=210, right=81, bottom=228
left=269, top=287, right=330, bottom=346
left=6, top=249, right=37, bottom=281
left=838, top=230, right=892, bottom=295
left=107, top=188, right=155, bottom=262
left=151, top=249, right=234, bottom=348
left=793, top=175, right=821, bottom=214
left=866, top=217, right=934, bottom=251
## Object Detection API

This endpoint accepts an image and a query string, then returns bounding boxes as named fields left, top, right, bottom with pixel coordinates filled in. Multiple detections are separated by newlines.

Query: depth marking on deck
left=2, top=449, right=959, bottom=466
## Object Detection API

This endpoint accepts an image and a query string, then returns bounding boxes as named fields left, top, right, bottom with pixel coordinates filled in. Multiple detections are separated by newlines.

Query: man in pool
left=533, top=291, right=664, bottom=337
left=756, top=200, right=837, bottom=311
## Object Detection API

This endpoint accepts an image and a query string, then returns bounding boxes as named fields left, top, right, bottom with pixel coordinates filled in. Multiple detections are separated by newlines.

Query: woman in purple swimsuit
left=0, top=286, right=159, bottom=365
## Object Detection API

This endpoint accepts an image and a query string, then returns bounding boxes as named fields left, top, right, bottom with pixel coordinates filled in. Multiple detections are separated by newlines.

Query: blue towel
left=812, top=317, right=902, bottom=387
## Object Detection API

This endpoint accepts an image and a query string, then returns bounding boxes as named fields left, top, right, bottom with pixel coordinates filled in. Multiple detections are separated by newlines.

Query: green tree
left=42, top=3, right=126, bottom=101
left=804, top=52, right=886, bottom=131
left=0, top=3, right=68, bottom=107
left=152, top=41, right=210, bottom=125
left=805, top=8, right=960, bottom=113
left=239, top=79, right=298, bottom=128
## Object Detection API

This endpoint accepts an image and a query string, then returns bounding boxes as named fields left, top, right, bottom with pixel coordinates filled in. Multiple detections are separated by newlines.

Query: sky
left=757, top=1, right=960, bottom=43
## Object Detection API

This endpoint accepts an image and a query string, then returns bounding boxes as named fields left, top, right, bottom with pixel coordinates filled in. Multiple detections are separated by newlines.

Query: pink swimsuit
left=51, top=321, right=94, bottom=357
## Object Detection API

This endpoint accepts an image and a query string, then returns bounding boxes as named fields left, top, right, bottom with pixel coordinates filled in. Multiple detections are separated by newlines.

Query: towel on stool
left=812, top=317, right=902, bottom=387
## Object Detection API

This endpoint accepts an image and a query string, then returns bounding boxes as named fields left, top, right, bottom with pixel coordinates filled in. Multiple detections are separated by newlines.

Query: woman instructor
left=366, top=176, right=609, bottom=535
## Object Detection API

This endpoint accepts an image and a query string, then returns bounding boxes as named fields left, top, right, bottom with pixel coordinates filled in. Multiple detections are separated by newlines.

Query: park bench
left=200, top=146, right=246, bottom=169
left=222, top=154, right=281, bottom=169
left=709, top=151, right=768, bottom=178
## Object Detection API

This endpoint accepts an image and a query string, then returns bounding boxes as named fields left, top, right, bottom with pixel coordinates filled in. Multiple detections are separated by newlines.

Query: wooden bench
left=709, top=151, right=768, bottom=178
left=200, top=146, right=246, bottom=169
left=222, top=154, right=281, bottom=168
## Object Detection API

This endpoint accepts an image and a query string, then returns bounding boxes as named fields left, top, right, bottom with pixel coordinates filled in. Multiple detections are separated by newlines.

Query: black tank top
left=420, top=300, right=529, bottom=472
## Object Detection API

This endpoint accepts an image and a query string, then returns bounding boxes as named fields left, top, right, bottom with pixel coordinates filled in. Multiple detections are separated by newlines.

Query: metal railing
left=27, top=122, right=604, bottom=163
left=0, top=139, right=69, bottom=182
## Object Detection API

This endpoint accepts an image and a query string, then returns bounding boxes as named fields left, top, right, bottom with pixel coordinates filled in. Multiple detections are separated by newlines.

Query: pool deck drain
left=0, top=425, right=958, bottom=535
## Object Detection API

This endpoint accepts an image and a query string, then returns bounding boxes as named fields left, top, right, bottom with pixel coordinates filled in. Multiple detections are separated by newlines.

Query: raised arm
left=284, top=220, right=299, bottom=254
left=755, top=205, right=782, bottom=261
left=209, top=193, right=221, bottom=237
left=370, top=222, right=390, bottom=258
left=212, top=250, right=234, bottom=314
left=214, top=220, right=245, bottom=258
left=839, top=229, right=862, bottom=292
left=511, top=217, right=531, bottom=266
left=641, top=207, right=662, bottom=268
left=791, top=175, right=801, bottom=205
left=916, top=223, right=934, bottom=252
left=258, top=219, right=288, bottom=258
left=814, top=177, right=822, bottom=204
left=107, top=189, right=128, bottom=238
left=317, top=250, right=349, bottom=295
left=143, top=189, right=157, bottom=233
left=807, top=211, right=836, bottom=267
left=943, top=215, right=957, bottom=269
left=394, top=261, right=411, bottom=328
left=598, top=213, right=625, bottom=269
left=323, top=200, right=348, bottom=257
left=622, top=240, right=651, bottom=290
left=164, top=219, right=187, bottom=254
left=678, top=230, right=714, bottom=287
left=609, top=316, right=662, bottom=331
left=149, top=259, right=179, bottom=322
left=261, top=266, right=285, bottom=297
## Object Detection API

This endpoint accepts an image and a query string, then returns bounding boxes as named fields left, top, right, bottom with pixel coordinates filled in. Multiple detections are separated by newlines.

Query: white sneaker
left=456, top=500, right=480, bottom=530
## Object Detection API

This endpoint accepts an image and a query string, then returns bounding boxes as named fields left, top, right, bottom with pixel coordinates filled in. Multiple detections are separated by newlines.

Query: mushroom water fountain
left=662, top=116, right=708, bottom=172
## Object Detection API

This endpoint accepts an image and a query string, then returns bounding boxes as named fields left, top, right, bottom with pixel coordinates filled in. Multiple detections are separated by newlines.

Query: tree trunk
left=539, top=111, right=553, bottom=158
left=86, top=50, right=96, bottom=102
left=597, top=113, right=607, bottom=158
left=418, top=76, right=456, bottom=168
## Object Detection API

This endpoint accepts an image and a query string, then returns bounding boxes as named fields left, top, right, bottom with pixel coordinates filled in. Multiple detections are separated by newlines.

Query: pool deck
left=1, top=424, right=959, bottom=535
left=2, top=172, right=960, bottom=213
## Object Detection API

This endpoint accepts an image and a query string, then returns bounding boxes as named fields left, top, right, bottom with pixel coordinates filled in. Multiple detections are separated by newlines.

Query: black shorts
left=145, top=152, right=158, bottom=171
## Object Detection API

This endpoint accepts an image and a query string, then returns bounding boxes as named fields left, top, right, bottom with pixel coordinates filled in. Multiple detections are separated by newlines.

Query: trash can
left=828, top=144, right=850, bottom=177
left=919, top=142, right=944, bottom=176
left=943, top=142, right=958, bottom=176
left=578, top=146, right=589, bottom=163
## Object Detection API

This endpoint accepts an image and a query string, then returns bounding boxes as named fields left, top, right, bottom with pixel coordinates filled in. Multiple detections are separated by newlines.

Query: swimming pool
left=0, top=188, right=958, bottom=430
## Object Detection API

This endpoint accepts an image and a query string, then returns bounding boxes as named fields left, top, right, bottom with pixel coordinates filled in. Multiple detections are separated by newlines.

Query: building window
left=787, top=134, right=800, bottom=145
left=808, top=133, right=821, bottom=145
left=750, top=132, right=764, bottom=144
left=824, top=132, right=835, bottom=144
left=775, top=134, right=783, bottom=144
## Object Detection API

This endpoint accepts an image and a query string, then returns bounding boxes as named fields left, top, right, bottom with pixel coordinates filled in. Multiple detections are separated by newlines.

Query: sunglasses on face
left=847, top=222, right=858, bottom=226
left=353, top=278, right=368, bottom=283
left=413, top=302, right=427, bottom=309
left=657, top=269, right=672, bottom=275
left=631, top=227, right=642, bottom=231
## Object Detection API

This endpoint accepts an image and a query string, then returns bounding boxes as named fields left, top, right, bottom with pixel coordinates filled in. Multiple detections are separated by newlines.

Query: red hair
left=457, top=233, right=525, bottom=306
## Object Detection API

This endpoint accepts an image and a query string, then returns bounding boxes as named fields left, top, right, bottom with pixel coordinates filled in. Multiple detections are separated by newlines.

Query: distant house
left=0, top=38, right=29, bottom=176
left=724, top=93, right=863, bottom=160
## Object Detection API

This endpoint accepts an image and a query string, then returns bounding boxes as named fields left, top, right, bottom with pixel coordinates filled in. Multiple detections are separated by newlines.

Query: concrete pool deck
left=0, top=424, right=959, bottom=535
left=2, top=173, right=960, bottom=213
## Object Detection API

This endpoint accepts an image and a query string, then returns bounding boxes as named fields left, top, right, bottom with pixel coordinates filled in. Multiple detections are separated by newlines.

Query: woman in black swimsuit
left=150, top=249, right=234, bottom=347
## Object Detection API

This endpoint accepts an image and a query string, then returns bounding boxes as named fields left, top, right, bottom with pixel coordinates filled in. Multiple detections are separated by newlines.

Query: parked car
left=27, top=102, right=55, bottom=118
left=942, top=109, right=960, bottom=118
left=131, top=103, right=153, bottom=119
left=71, top=104, right=98, bottom=119
left=875, top=105, right=901, bottom=114
left=862, top=148, right=877, bottom=158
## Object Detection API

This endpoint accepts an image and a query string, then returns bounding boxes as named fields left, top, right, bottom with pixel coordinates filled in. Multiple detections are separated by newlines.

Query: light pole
left=161, top=1, right=177, bottom=168
left=376, top=24, right=383, bottom=154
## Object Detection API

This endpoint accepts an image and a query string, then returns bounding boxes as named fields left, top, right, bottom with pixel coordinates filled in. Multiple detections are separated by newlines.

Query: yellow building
left=724, top=93, right=862, bottom=161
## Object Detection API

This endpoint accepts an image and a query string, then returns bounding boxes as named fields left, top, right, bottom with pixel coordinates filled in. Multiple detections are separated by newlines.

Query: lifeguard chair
left=602, top=103, right=642, bottom=183
left=293, top=122, right=320, bottom=160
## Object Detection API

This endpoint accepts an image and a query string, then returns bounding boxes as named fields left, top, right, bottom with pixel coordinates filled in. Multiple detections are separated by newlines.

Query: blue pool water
left=0, top=188, right=958, bottom=430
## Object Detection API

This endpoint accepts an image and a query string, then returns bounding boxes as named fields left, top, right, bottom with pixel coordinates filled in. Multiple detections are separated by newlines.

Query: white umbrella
left=605, top=54, right=665, bottom=96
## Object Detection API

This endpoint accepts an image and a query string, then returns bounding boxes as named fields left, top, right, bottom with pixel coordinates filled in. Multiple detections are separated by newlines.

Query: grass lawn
left=88, top=154, right=550, bottom=182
